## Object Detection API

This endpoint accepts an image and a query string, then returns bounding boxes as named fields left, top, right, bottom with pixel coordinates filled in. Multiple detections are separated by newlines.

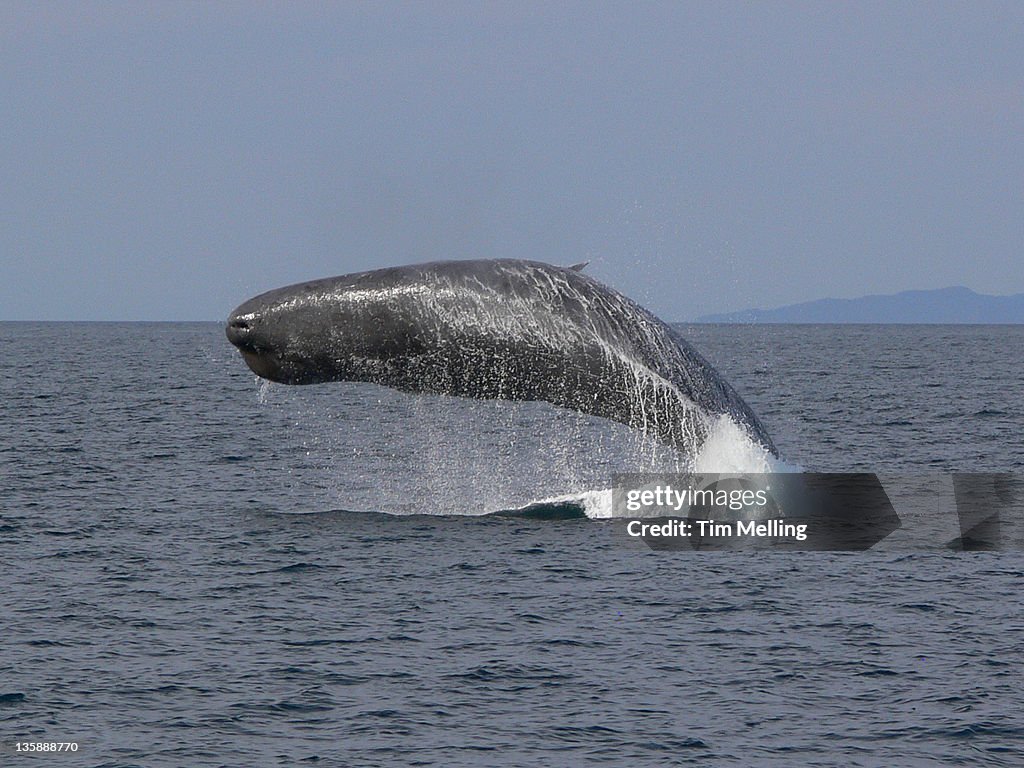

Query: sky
left=2, top=1, right=1022, bottom=320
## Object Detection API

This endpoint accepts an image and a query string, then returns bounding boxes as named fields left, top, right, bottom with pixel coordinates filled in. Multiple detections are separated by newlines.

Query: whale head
left=225, top=267, right=427, bottom=385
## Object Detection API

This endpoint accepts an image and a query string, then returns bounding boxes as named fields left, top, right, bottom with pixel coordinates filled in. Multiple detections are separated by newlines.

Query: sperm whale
left=226, top=259, right=777, bottom=457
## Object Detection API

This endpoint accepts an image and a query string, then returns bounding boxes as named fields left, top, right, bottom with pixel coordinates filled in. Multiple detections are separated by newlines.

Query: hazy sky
left=2, top=1, right=1022, bottom=320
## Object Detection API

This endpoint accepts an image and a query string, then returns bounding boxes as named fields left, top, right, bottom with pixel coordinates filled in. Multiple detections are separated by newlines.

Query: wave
left=491, top=416, right=802, bottom=520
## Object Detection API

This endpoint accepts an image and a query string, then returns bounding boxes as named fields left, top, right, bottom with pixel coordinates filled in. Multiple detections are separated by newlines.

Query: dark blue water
left=2, top=322, right=1023, bottom=766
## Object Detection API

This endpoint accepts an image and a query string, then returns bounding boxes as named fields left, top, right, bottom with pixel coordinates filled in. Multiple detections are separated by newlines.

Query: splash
left=502, top=416, right=801, bottom=520
left=252, top=386, right=795, bottom=518
left=695, top=416, right=800, bottom=474
left=257, top=376, right=274, bottom=404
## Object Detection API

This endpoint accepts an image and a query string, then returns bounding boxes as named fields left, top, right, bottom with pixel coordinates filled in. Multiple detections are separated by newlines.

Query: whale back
left=341, top=260, right=775, bottom=456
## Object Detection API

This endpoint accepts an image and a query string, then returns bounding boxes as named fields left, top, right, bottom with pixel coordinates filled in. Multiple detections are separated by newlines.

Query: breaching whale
left=226, top=259, right=777, bottom=457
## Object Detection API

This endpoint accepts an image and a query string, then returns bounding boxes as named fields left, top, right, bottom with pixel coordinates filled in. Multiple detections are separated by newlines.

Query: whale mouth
left=226, top=316, right=285, bottom=380
left=226, top=317, right=257, bottom=349
left=239, top=349, right=282, bottom=380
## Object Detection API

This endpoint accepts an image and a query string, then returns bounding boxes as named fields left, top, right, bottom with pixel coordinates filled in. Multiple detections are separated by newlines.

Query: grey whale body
left=226, top=259, right=776, bottom=457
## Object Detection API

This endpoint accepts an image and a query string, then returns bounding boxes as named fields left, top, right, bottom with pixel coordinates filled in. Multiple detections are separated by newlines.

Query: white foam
left=581, top=488, right=616, bottom=519
left=694, top=415, right=801, bottom=474
left=491, top=488, right=615, bottom=520
left=550, top=417, right=803, bottom=520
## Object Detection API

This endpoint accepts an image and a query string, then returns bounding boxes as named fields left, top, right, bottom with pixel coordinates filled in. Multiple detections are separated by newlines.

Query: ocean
left=2, top=322, right=1022, bottom=766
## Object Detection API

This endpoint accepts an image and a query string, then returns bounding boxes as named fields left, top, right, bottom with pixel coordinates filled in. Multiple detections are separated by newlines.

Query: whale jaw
left=239, top=349, right=281, bottom=381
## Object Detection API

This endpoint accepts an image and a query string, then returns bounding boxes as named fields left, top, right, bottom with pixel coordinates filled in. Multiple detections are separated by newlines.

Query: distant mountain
left=695, top=287, right=1024, bottom=324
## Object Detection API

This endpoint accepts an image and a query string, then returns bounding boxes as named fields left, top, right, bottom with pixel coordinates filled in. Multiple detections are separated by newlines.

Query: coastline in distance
left=694, top=286, right=1024, bottom=324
